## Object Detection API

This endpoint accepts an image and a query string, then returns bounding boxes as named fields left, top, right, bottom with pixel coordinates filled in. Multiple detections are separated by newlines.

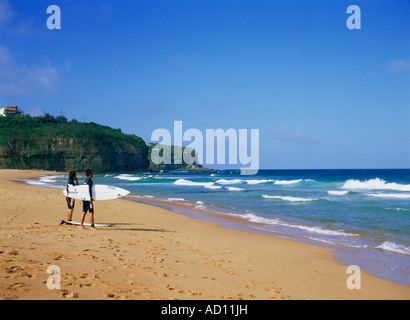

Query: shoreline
left=124, top=196, right=410, bottom=287
left=1, top=169, right=409, bottom=300
left=123, top=195, right=410, bottom=287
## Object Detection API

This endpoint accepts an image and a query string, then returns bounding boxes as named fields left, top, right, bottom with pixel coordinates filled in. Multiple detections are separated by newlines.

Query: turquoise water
left=24, top=169, right=410, bottom=286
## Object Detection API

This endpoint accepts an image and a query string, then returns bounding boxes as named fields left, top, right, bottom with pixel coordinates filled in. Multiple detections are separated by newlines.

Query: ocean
left=22, top=169, right=410, bottom=286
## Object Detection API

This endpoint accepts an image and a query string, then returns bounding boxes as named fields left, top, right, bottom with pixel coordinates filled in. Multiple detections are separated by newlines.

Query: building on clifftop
left=0, top=106, right=23, bottom=117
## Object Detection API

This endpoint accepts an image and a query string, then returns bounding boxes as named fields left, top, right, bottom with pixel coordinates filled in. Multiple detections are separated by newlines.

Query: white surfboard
left=60, top=220, right=113, bottom=227
left=63, top=184, right=130, bottom=201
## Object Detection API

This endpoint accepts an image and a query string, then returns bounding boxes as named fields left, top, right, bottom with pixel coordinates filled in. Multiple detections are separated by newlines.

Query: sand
left=0, top=169, right=409, bottom=300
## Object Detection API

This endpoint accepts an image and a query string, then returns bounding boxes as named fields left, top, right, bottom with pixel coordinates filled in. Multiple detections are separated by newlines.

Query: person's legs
left=67, top=208, right=73, bottom=221
left=80, top=201, right=88, bottom=229
left=89, top=212, right=98, bottom=230
left=89, top=201, right=98, bottom=230
left=66, top=198, right=75, bottom=221
left=80, top=211, right=87, bottom=229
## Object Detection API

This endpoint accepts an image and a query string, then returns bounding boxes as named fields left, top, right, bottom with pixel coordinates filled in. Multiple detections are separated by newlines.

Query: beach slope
left=0, top=170, right=409, bottom=300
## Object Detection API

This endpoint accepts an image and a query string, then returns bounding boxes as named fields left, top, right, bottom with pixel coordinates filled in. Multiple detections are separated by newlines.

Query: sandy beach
left=0, top=169, right=409, bottom=300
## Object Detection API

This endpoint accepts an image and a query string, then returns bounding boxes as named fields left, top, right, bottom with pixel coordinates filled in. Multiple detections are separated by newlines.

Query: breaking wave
left=174, top=179, right=221, bottom=190
left=114, top=174, right=143, bottom=181
left=327, top=190, right=350, bottom=195
left=215, top=179, right=243, bottom=185
left=376, top=242, right=410, bottom=255
left=342, top=178, right=410, bottom=192
left=245, top=179, right=275, bottom=185
left=226, top=186, right=245, bottom=191
left=274, top=179, right=302, bottom=185
left=262, top=195, right=318, bottom=202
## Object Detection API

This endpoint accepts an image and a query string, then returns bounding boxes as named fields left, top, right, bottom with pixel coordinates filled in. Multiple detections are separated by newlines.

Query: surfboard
left=60, top=220, right=113, bottom=227
left=63, top=184, right=130, bottom=201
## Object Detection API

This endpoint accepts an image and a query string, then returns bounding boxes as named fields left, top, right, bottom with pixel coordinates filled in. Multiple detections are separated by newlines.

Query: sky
left=0, top=0, right=409, bottom=169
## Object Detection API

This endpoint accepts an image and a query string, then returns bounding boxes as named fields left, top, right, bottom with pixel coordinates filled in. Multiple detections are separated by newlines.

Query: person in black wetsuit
left=66, top=171, right=78, bottom=221
left=80, top=169, right=98, bottom=230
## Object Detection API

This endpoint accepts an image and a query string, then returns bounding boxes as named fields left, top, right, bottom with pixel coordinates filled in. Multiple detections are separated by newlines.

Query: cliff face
left=0, top=114, right=208, bottom=173
left=0, top=115, right=149, bottom=172
left=0, top=137, right=149, bottom=172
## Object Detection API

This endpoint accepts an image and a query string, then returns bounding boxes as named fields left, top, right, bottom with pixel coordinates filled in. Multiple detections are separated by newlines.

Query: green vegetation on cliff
left=0, top=113, right=206, bottom=172
left=0, top=114, right=149, bottom=172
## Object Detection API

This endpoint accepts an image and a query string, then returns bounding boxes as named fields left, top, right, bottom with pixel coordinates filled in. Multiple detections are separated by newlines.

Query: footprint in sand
left=62, top=291, right=79, bottom=299
left=153, top=257, right=164, bottom=263
left=8, top=282, right=30, bottom=292
left=174, top=273, right=186, bottom=278
left=104, top=292, right=127, bottom=300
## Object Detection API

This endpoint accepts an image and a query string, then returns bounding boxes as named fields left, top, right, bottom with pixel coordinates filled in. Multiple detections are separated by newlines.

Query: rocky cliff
left=0, top=114, right=207, bottom=173
left=0, top=114, right=149, bottom=172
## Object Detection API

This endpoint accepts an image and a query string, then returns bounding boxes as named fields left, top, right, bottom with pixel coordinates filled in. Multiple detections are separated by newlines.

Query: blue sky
left=0, top=0, right=409, bottom=169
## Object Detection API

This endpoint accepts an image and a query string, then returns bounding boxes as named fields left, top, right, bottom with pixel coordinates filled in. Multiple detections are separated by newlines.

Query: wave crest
left=262, top=195, right=317, bottom=202
left=114, top=174, right=142, bottom=181
left=226, top=187, right=245, bottom=191
left=327, top=190, right=350, bottom=195
left=274, top=179, right=302, bottom=185
left=215, top=179, right=243, bottom=185
left=342, top=178, right=410, bottom=191
left=376, top=241, right=410, bottom=255
left=174, top=179, right=221, bottom=190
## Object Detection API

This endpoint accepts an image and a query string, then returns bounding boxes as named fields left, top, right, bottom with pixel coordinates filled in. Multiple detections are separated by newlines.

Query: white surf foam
left=215, top=179, right=243, bottom=185
left=274, top=179, right=302, bottom=185
left=167, top=198, right=185, bottom=202
left=366, top=193, right=410, bottom=199
left=39, top=176, right=59, bottom=183
left=226, top=187, right=245, bottom=191
left=262, top=195, right=317, bottom=202
left=174, top=179, right=205, bottom=186
left=24, top=179, right=47, bottom=186
left=342, top=178, right=410, bottom=192
left=114, top=174, right=142, bottom=181
left=229, top=213, right=281, bottom=225
left=308, top=237, right=368, bottom=248
left=22, top=176, right=65, bottom=189
left=327, top=190, right=350, bottom=195
left=229, top=213, right=357, bottom=237
left=174, top=178, right=220, bottom=190
left=376, top=241, right=410, bottom=255
left=295, top=225, right=355, bottom=237
left=245, top=179, right=275, bottom=185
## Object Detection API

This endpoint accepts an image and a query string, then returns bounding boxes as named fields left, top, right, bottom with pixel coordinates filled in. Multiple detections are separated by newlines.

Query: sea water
left=23, top=169, right=410, bottom=286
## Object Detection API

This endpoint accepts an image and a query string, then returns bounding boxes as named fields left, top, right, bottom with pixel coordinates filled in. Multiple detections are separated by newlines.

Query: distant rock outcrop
left=147, top=143, right=207, bottom=172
